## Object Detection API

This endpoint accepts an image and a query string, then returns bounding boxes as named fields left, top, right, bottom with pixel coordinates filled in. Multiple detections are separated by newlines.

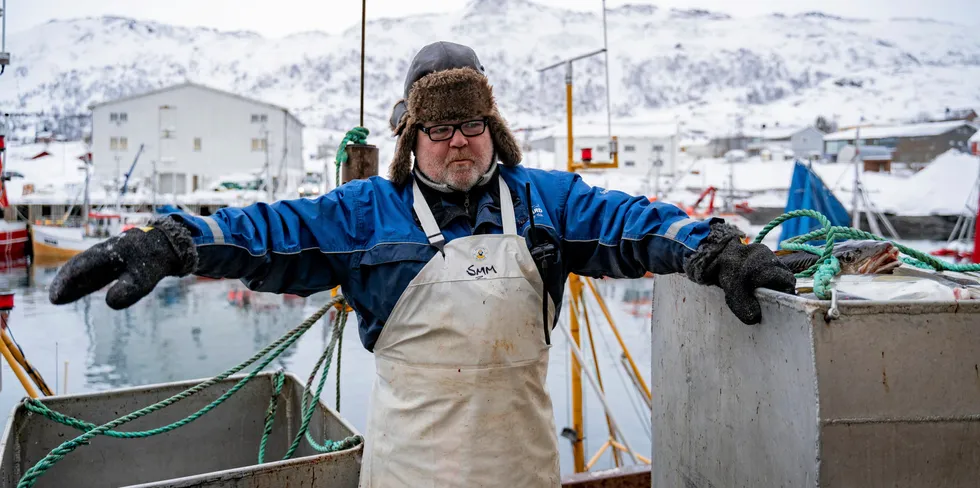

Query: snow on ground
left=875, top=150, right=980, bottom=216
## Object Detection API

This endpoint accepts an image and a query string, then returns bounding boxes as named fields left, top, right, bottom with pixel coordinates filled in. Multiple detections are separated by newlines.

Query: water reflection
left=79, top=276, right=312, bottom=388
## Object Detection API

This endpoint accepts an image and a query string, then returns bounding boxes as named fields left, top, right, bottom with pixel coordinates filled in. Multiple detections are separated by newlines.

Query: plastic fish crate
left=0, top=372, right=361, bottom=488
left=650, top=273, right=980, bottom=488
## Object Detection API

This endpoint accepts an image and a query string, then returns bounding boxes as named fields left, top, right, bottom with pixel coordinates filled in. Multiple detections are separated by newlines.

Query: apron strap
left=412, top=175, right=518, bottom=251
left=498, top=175, right=517, bottom=236
left=412, top=178, right=446, bottom=253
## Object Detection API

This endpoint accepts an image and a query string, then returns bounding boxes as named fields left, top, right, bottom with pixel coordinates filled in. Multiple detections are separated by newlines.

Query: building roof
left=759, top=126, right=821, bottom=140
left=970, top=129, right=980, bottom=144
left=935, top=107, right=977, bottom=121
left=88, top=81, right=305, bottom=127
left=824, top=120, right=974, bottom=141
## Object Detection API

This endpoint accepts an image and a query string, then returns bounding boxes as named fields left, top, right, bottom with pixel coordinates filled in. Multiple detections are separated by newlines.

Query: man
left=49, top=41, right=796, bottom=487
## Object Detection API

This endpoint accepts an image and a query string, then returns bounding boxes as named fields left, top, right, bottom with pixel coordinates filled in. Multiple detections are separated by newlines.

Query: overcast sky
left=8, top=0, right=976, bottom=38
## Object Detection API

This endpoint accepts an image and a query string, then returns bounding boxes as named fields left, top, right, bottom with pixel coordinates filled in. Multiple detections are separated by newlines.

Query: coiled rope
left=754, top=209, right=980, bottom=299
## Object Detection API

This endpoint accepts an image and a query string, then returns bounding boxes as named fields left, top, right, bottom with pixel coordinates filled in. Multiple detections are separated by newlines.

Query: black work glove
left=684, top=222, right=797, bottom=324
left=48, top=217, right=198, bottom=310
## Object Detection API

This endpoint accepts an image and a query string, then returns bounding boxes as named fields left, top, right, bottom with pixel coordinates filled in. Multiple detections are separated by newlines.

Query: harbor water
left=0, top=261, right=658, bottom=477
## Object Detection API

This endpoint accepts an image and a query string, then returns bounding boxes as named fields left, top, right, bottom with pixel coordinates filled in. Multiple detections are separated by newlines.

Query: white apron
left=357, top=175, right=561, bottom=488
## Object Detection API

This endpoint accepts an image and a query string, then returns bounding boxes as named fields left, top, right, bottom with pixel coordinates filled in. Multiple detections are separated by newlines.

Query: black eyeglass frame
left=418, top=118, right=490, bottom=142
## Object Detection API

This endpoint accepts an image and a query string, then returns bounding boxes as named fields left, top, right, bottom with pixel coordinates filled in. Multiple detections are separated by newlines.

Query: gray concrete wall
left=651, top=274, right=980, bottom=488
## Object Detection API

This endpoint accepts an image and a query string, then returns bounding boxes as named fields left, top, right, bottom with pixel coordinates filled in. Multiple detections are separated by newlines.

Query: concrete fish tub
left=651, top=273, right=980, bottom=488
left=0, top=372, right=361, bottom=488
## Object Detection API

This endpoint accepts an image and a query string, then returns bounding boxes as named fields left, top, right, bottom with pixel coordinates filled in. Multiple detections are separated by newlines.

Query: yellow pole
left=568, top=274, right=586, bottom=472
left=585, top=278, right=652, bottom=403
left=586, top=441, right=611, bottom=470
left=0, top=334, right=38, bottom=399
left=1, top=329, right=53, bottom=395
left=610, top=440, right=651, bottom=464
left=577, top=290, right=622, bottom=468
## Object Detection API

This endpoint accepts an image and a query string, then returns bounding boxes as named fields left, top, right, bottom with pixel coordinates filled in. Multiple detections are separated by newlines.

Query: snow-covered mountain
left=2, top=0, right=979, bottom=144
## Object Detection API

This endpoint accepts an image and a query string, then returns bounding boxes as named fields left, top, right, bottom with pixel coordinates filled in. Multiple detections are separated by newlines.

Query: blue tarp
left=778, top=161, right=851, bottom=248
left=155, top=204, right=182, bottom=215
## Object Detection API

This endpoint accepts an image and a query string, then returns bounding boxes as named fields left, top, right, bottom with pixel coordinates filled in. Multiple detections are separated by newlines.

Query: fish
left=775, top=240, right=902, bottom=275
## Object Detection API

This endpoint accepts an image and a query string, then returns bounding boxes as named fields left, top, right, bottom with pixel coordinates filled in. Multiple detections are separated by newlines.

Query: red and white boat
left=0, top=220, right=29, bottom=264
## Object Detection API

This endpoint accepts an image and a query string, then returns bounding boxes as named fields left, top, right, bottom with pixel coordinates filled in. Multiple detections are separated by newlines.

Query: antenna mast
left=0, top=0, right=9, bottom=75
left=601, top=0, right=612, bottom=142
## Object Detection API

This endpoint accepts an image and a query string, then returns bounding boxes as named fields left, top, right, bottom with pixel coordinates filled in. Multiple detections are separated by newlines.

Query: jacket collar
left=412, top=163, right=508, bottom=233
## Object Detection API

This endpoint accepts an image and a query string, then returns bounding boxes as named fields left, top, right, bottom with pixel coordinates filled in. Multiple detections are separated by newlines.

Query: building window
left=624, top=145, right=636, bottom=152
left=119, top=113, right=128, bottom=122
left=119, top=137, right=128, bottom=150
left=251, top=138, right=267, bottom=151
left=597, top=145, right=607, bottom=152
left=624, top=160, right=636, bottom=167
left=110, top=113, right=117, bottom=122
left=110, top=137, right=118, bottom=150
left=194, top=137, right=202, bottom=151
left=251, top=114, right=268, bottom=123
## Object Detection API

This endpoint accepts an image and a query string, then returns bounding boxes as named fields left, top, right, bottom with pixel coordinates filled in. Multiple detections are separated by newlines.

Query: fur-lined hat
left=387, top=41, right=522, bottom=185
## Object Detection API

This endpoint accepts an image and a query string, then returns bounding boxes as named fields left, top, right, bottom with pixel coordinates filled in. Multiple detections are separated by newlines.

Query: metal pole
left=852, top=125, right=861, bottom=228
left=566, top=61, right=574, bottom=173
left=556, top=306, right=639, bottom=465
left=264, top=127, right=271, bottom=202
left=1, top=0, right=6, bottom=51
left=585, top=278, right=651, bottom=402
left=601, top=0, right=612, bottom=142
left=359, top=0, right=366, bottom=128
left=82, top=154, right=90, bottom=234
left=568, top=276, right=585, bottom=472
left=154, top=107, right=160, bottom=212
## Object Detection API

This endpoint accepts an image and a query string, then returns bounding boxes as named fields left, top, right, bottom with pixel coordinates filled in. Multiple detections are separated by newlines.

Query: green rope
left=335, top=314, right=344, bottom=413
left=754, top=209, right=980, bottom=299
left=302, top=307, right=351, bottom=453
left=335, top=127, right=370, bottom=187
left=258, top=370, right=286, bottom=464
left=18, top=295, right=362, bottom=488
left=285, top=306, right=344, bottom=459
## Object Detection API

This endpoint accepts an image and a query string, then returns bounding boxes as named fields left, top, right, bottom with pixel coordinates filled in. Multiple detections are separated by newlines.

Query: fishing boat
left=0, top=221, right=28, bottom=262
left=30, top=211, right=154, bottom=264
left=30, top=223, right=100, bottom=263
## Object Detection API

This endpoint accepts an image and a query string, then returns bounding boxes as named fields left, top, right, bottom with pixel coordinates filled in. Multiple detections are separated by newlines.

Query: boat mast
left=0, top=0, right=10, bottom=76
left=82, top=148, right=90, bottom=235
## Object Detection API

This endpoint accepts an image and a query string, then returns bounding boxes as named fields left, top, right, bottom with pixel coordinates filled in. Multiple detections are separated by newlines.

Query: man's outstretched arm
left=49, top=183, right=366, bottom=309
left=557, top=173, right=796, bottom=324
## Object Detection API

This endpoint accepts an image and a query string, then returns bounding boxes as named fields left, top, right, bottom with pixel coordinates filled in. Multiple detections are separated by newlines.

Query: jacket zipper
left=464, top=193, right=470, bottom=215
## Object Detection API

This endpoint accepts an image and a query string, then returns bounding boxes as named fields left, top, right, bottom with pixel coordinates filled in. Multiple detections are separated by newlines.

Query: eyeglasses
left=419, top=118, right=489, bottom=142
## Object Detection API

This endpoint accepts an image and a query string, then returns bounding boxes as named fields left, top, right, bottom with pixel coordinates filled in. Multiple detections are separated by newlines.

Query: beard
left=437, top=149, right=492, bottom=191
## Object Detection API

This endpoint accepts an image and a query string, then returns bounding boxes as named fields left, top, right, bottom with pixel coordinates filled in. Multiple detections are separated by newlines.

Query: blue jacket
left=168, top=165, right=714, bottom=352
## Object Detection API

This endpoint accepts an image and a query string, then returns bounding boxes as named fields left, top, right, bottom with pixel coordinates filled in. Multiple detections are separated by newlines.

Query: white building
left=528, top=122, right=680, bottom=176
left=89, top=82, right=304, bottom=197
left=745, top=126, right=825, bottom=159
